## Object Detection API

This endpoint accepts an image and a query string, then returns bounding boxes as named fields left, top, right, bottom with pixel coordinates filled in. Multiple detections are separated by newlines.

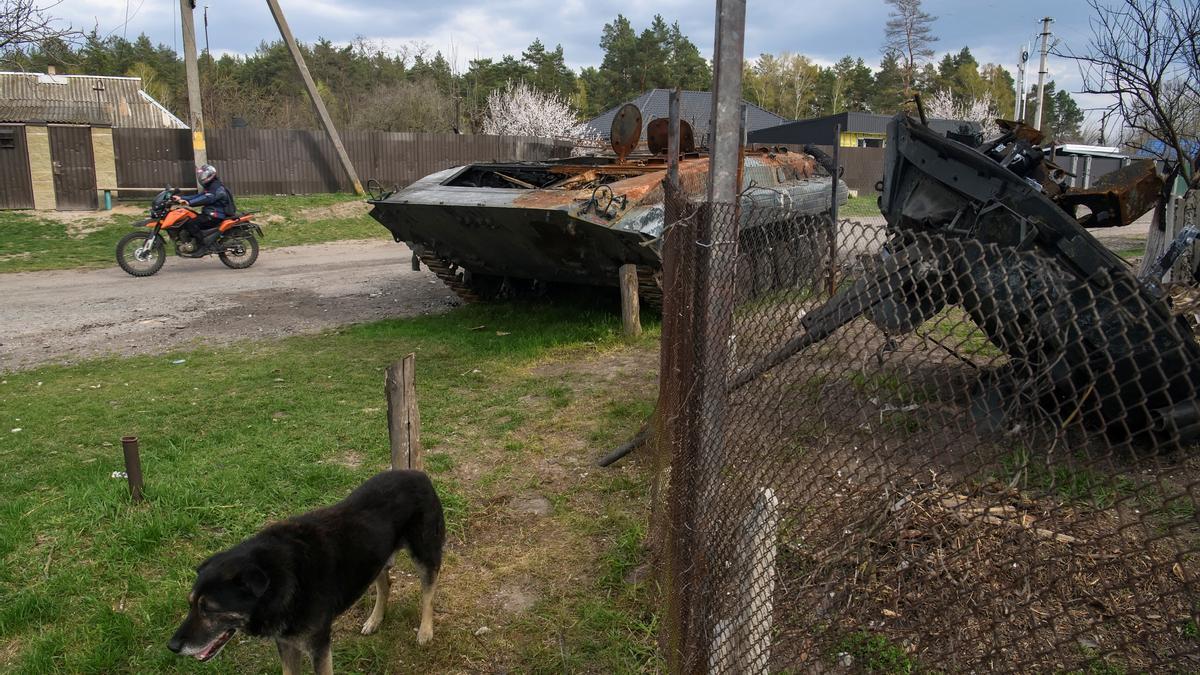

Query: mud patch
left=495, top=584, right=539, bottom=614
left=508, top=494, right=552, bottom=516
left=321, top=449, right=365, bottom=469
left=298, top=200, right=370, bottom=222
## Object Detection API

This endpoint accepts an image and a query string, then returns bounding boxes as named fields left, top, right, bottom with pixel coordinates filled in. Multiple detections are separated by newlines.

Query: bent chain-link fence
left=652, top=194, right=1200, bottom=673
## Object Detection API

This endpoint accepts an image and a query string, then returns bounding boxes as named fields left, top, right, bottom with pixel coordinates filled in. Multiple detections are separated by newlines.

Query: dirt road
left=0, top=239, right=457, bottom=372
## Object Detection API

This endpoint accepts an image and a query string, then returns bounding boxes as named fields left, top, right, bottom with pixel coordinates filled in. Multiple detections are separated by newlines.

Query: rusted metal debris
left=733, top=113, right=1200, bottom=447
left=1057, top=160, right=1163, bottom=228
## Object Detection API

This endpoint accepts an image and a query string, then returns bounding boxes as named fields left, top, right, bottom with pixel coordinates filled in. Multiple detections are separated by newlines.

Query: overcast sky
left=52, top=0, right=1111, bottom=121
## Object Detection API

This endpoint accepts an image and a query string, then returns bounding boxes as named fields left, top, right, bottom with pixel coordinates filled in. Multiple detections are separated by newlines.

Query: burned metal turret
left=367, top=104, right=848, bottom=304
left=734, top=113, right=1200, bottom=447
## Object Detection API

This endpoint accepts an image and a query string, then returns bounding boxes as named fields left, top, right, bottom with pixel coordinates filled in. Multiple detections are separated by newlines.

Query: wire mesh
left=652, top=193, right=1200, bottom=673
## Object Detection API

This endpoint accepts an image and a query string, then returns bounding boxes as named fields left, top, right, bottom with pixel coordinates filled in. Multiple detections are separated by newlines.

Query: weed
left=831, top=630, right=916, bottom=674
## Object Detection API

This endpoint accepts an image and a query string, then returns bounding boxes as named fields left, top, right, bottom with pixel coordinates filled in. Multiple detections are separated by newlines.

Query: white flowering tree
left=480, top=81, right=599, bottom=145
left=925, top=89, right=1000, bottom=139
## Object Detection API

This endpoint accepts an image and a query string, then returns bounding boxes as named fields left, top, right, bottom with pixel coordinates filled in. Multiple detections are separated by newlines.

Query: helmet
left=196, top=164, right=218, bottom=185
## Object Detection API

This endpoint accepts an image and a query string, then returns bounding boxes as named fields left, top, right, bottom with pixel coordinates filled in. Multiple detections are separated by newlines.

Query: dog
left=168, top=470, right=444, bottom=674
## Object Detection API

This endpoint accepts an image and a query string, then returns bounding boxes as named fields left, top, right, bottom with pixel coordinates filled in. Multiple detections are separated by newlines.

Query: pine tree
left=871, top=51, right=908, bottom=114
left=882, top=0, right=938, bottom=94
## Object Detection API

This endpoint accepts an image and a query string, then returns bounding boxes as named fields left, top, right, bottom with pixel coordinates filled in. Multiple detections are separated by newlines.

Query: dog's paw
left=361, top=616, right=382, bottom=635
left=417, top=625, right=433, bottom=645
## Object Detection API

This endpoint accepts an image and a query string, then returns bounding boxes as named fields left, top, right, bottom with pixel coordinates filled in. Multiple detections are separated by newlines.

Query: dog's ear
left=239, top=565, right=270, bottom=597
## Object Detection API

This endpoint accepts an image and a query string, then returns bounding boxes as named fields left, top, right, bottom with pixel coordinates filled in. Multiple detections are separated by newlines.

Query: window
left=0, top=130, right=15, bottom=150
left=857, top=137, right=883, bottom=148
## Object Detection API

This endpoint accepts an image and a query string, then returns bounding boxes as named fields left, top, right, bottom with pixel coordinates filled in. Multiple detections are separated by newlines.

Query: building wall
left=91, top=127, right=118, bottom=199
left=25, top=124, right=55, bottom=210
left=840, top=131, right=886, bottom=148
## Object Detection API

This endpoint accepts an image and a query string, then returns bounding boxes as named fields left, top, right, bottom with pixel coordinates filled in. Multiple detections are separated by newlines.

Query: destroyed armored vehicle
left=368, top=104, right=847, bottom=304
left=734, top=112, right=1200, bottom=446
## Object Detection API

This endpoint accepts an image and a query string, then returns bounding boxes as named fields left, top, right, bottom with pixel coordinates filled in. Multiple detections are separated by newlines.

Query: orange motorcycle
left=116, top=186, right=263, bottom=277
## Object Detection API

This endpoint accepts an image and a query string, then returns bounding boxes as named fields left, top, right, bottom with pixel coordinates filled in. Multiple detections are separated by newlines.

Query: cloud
left=50, top=0, right=1107, bottom=116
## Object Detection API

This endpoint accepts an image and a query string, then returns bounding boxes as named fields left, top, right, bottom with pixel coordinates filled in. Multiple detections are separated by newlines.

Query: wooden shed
left=0, top=70, right=187, bottom=210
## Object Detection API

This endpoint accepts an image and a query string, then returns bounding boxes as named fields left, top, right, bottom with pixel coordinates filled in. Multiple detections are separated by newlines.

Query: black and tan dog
left=168, top=470, right=444, bottom=674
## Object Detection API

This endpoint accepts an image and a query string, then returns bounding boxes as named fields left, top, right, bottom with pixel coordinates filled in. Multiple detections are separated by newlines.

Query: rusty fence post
left=386, top=354, right=423, bottom=471
left=828, top=124, right=841, bottom=298
left=120, top=436, right=144, bottom=503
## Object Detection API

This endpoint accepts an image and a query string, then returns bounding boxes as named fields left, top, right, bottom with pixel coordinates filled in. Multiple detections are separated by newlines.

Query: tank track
left=418, top=250, right=665, bottom=310
left=415, top=250, right=481, bottom=303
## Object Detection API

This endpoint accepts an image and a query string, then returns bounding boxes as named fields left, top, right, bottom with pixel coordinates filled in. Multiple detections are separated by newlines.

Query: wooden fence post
left=386, top=354, right=423, bottom=471
left=619, top=263, right=642, bottom=337
left=120, top=436, right=144, bottom=503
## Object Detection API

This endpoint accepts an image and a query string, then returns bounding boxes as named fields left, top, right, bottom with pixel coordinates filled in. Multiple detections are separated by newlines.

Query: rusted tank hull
left=370, top=200, right=661, bottom=286
left=368, top=153, right=847, bottom=301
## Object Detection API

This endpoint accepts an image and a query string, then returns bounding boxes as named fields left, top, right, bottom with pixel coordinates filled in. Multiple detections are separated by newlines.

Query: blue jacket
left=184, top=179, right=236, bottom=219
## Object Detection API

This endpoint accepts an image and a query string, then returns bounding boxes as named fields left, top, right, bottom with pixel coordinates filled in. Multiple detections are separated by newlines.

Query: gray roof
left=0, top=72, right=187, bottom=128
left=749, top=111, right=980, bottom=144
left=585, top=89, right=790, bottom=142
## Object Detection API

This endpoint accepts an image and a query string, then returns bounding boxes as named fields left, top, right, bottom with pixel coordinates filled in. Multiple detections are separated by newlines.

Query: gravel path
left=0, top=239, right=457, bottom=372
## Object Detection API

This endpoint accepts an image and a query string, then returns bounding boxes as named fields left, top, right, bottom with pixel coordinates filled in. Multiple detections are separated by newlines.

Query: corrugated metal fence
left=112, top=128, right=575, bottom=194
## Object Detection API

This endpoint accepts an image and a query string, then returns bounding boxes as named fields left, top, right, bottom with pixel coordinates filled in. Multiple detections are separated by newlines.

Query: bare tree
left=882, top=0, right=938, bottom=95
left=0, top=0, right=80, bottom=60
left=1067, top=0, right=1200, bottom=185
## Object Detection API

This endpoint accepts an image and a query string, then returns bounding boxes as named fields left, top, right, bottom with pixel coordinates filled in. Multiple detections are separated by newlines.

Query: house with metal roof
left=749, top=111, right=980, bottom=148
left=0, top=70, right=186, bottom=210
left=584, top=89, right=789, bottom=143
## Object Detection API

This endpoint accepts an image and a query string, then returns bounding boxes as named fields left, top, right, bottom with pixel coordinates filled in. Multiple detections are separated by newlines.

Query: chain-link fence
left=651, top=189, right=1200, bottom=672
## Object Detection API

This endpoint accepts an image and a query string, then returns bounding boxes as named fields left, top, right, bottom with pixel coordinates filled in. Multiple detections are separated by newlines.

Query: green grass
left=830, top=630, right=916, bottom=673
left=999, top=446, right=1134, bottom=509
left=919, top=307, right=1006, bottom=359
left=1114, top=244, right=1145, bottom=261
left=0, top=302, right=662, bottom=673
left=0, top=192, right=383, bottom=273
left=840, top=194, right=882, bottom=218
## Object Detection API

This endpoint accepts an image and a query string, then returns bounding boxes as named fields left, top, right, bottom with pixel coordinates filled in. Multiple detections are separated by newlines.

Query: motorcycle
left=115, top=186, right=264, bottom=277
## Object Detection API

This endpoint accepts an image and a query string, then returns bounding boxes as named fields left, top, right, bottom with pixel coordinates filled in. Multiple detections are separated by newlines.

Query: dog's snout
left=167, top=634, right=183, bottom=654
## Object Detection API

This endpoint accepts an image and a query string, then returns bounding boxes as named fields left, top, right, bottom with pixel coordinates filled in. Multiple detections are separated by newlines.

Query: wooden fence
left=112, top=128, right=575, bottom=195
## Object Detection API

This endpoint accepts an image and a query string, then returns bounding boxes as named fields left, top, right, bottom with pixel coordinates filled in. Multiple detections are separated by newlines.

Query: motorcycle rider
left=172, top=164, right=237, bottom=250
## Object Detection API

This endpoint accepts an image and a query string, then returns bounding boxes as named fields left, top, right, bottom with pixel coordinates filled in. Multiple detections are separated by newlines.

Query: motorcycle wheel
left=116, top=231, right=166, bottom=277
left=219, top=234, right=259, bottom=269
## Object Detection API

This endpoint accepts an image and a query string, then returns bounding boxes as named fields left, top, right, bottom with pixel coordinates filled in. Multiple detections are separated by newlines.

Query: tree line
left=2, top=10, right=1085, bottom=140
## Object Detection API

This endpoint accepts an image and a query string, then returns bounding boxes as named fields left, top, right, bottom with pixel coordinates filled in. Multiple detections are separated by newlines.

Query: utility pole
left=1014, top=43, right=1028, bottom=121
left=264, top=0, right=364, bottom=195
left=179, top=0, right=206, bottom=169
left=1033, top=16, right=1053, bottom=131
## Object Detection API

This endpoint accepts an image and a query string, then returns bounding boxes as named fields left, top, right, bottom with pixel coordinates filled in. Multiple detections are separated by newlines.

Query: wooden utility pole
left=179, top=0, right=206, bottom=169
left=1033, top=17, right=1053, bottom=131
left=264, top=0, right=365, bottom=195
